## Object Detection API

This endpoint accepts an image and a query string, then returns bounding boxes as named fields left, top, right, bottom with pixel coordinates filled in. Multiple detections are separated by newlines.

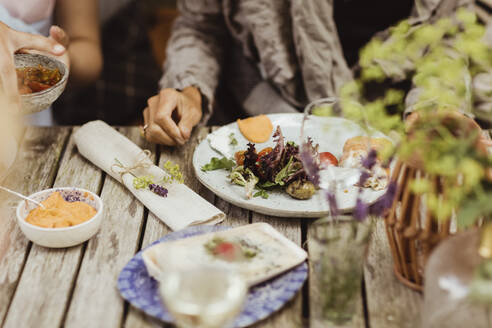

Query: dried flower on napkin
left=114, top=157, right=169, bottom=198
left=149, top=184, right=168, bottom=197
left=132, top=176, right=168, bottom=198
left=162, top=160, right=184, bottom=184
left=133, top=175, right=154, bottom=189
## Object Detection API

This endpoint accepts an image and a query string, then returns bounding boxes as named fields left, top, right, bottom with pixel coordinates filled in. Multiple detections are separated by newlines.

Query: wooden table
left=0, top=126, right=424, bottom=328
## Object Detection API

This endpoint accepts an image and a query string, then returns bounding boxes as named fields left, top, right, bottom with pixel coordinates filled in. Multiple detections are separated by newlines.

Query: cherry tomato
left=319, top=152, right=338, bottom=167
left=257, top=147, right=273, bottom=161
left=234, top=150, right=246, bottom=165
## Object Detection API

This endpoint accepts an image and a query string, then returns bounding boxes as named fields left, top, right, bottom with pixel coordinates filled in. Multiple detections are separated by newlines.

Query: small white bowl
left=16, top=187, right=103, bottom=248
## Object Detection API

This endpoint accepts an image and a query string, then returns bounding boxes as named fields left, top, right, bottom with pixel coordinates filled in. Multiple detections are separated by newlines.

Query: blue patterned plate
left=118, top=225, right=308, bottom=327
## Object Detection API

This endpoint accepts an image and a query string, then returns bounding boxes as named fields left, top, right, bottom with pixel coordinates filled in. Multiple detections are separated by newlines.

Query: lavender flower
left=358, top=171, right=371, bottom=187
left=300, top=142, right=320, bottom=187
left=368, top=181, right=397, bottom=217
left=149, top=184, right=168, bottom=197
left=354, top=198, right=369, bottom=221
left=362, top=149, right=378, bottom=170
left=326, top=191, right=339, bottom=218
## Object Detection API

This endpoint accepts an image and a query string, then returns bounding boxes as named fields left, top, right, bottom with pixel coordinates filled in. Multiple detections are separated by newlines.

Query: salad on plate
left=202, top=124, right=391, bottom=201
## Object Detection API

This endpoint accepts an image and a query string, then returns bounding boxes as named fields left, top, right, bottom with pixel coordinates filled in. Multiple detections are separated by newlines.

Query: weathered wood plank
left=124, top=126, right=212, bottom=328
left=251, top=214, right=304, bottom=328
left=0, top=127, right=70, bottom=325
left=215, top=197, right=250, bottom=227
left=2, top=128, right=105, bottom=328
left=63, top=127, right=155, bottom=328
left=364, top=219, right=422, bottom=328
left=308, top=218, right=365, bottom=328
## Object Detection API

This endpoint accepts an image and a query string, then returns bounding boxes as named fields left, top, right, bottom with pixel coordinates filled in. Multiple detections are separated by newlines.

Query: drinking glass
left=309, top=217, right=372, bottom=326
left=422, top=228, right=492, bottom=328
left=159, top=265, right=247, bottom=328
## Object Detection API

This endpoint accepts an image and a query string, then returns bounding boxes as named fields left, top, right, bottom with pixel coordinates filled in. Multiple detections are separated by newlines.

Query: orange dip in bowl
left=25, top=192, right=97, bottom=228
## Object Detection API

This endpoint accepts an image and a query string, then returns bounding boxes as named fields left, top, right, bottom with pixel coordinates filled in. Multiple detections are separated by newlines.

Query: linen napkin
left=74, top=120, right=224, bottom=230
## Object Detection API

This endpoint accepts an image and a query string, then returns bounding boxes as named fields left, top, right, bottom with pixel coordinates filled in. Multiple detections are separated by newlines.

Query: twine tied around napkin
left=111, top=150, right=152, bottom=178
left=73, top=120, right=225, bottom=230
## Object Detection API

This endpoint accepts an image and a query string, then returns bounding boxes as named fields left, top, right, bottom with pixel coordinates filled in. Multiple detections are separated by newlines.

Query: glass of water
left=159, top=265, right=248, bottom=328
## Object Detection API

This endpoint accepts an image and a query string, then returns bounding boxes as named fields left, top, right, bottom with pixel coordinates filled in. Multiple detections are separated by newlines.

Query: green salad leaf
left=229, top=133, right=238, bottom=146
left=258, top=181, right=277, bottom=188
left=253, top=189, right=269, bottom=199
left=228, top=166, right=259, bottom=198
left=286, top=141, right=298, bottom=147
left=274, top=156, right=302, bottom=186
left=201, top=157, right=236, bottom=171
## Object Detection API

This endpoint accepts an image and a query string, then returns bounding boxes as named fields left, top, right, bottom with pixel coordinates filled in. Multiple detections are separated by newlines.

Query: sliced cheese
left=237, top=115, right=273, bottom=143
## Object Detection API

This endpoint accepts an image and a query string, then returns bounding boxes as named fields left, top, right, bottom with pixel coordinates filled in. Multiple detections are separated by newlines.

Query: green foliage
left=457, top=191, right=492, bottom=228
left=337, top=8, right=492, bottom=226
left=312, top=105, right=334, bottom=117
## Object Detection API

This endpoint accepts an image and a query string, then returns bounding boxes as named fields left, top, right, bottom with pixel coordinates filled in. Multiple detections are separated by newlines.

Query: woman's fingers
left=146, top=122, right=177, bottom=146
left=143, top=107, right=150, bottom=126
left=11, top=29, right=65, bottom=55
left=144, top=98, right=178, bottom=146
left=150, top=89, right=185, bottom=145
left=49, top=26, right=70, bottom=48
left=0, top=45, right=20, bottom=111
left=177, top=105, right=200, bottom=140
left=178, top=86, right=202, bottom=140
left=144, top=88, right=203, bottom=146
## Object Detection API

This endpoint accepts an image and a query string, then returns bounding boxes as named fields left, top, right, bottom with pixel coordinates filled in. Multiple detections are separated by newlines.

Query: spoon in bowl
left=0, top=186, right=46, bottom=209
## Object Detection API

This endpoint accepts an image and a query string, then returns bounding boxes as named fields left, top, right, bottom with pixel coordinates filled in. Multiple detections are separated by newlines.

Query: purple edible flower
left=300, top=141, right=320, bottom=187
left=149, top=184, right=168, bottom=197
left=326, top=191, right=339, bottom=218
left=368, top=181, right=397, bottom=217
left=362, top=149, right=378, bottom=170
left=354, top=197, right=369, bottom=221
left=358, top=171, right=371, bottom=187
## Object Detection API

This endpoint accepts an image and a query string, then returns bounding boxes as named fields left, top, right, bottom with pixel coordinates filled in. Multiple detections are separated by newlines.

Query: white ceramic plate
left=193, top=113, right=390, bottom=218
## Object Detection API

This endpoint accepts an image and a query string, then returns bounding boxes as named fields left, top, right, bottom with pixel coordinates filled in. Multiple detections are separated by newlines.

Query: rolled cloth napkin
left=74, top=120, right=225, bottom=230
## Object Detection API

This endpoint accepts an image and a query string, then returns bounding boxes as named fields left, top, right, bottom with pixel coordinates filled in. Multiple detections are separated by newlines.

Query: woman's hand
left=143, top=86, right=203, bottom=146
left=48, top=26, right=70, bottom=69
left=0, top=22, right=66, bottom=112
left=19, top=26, right=71, bottom=71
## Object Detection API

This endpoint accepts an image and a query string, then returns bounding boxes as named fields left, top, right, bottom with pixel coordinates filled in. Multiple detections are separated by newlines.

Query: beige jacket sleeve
left=159, top=0, right=227, bottom=123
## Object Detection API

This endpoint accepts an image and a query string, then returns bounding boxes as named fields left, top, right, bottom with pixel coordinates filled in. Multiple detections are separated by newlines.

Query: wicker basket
left=384, top=160, right=453, bottom=291
left=384, top=111, right=489, bottom=291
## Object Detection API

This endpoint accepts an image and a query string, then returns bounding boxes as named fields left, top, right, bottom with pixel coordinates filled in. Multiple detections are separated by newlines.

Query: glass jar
left=309, top=217, right=372, bottom=326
